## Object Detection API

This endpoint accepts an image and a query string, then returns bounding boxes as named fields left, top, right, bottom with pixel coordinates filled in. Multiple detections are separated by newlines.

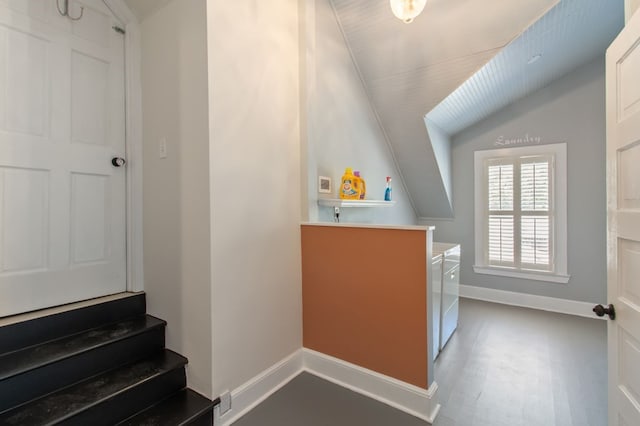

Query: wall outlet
left=219, top=390, right=232, bottom=415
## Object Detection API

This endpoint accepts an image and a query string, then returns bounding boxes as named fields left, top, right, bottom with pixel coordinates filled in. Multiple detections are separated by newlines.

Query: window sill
left=473, top=265, right=570, bottom=283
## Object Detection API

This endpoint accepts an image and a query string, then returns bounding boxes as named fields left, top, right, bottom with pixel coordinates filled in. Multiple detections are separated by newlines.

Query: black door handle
left=112, top=157, right=126, bottom=167
left=593, top=304, right=615, bottom=320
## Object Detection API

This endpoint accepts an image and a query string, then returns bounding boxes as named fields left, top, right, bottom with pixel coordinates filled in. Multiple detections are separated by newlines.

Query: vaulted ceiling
left=330, top=0, right=624, bottom=218
left=124, top=0, right=624, bottom=219
left=427, top=0, right=624, bottom=135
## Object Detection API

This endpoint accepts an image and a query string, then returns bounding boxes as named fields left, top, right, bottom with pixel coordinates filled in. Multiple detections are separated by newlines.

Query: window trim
left=473, top=143, right=569, bottom=284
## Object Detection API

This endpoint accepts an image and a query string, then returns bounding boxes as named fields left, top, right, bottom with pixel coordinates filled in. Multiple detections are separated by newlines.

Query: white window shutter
left=521, top=161, right=549, bottom=211
left=474, top=143, right=567, bottom=282
left=485, top=156, right=552, bottom=271
left=488, top=215, right=514, bottom=264
left=488, top=164, right=513, bottom=211
left=521, top=216, right=550, bottom=267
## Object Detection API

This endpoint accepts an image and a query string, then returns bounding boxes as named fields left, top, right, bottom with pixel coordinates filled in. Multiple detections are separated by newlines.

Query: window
left=474, top=143, right=569, bottom=283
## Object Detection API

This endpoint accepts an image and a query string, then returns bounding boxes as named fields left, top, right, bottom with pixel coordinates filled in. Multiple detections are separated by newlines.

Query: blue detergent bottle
left=384, top=176, right=392, bottom=201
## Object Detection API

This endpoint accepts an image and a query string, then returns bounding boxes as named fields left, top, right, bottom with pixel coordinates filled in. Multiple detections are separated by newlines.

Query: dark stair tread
left=0, top=315, right=166, bottom=381
left=117, top=389, right=215, bottom=426
left=0, top=350, right=187, bottom=425
left=0, top=294, right=146, bottom=355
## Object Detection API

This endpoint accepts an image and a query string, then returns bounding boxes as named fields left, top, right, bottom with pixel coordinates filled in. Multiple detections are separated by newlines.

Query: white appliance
left=432, top=242, right=460, bottom=360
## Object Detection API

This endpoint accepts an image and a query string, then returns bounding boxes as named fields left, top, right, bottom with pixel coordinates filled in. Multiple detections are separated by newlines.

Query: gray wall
left=141, top=0, right=212, bottom=396
left=305, top=0, right=417, bottom=225
left=425, top=118, right=453, bottom=212
left=423, top=57, right=607, bottom=304
left=208, top=0, right=303, bottom=400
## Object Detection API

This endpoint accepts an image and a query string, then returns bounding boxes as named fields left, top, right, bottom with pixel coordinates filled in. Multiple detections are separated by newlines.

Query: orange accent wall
left=301, top=225, right=428, bottom=389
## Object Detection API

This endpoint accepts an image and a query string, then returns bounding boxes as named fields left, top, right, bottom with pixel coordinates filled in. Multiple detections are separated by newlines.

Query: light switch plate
left=159, top=137, right=168, bottom=159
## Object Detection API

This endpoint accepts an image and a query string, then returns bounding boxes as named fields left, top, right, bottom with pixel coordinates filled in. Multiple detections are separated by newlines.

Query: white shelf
left=318, top=198, right=396, bottom=208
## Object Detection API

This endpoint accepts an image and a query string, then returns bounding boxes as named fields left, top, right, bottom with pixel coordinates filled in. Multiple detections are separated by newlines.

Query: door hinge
left=112, top=25, right=126, bottom=35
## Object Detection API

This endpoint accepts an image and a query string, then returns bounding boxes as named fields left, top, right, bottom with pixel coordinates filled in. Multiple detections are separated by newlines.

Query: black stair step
left=0, top=350, right=188, bottom=426
left=117, top=389, right=215, bottom=426
left=0, top=315, right=166, bottom=380
left=0, top=293, right=146, bottom=355
left=0, top=315, right=166, bottom=413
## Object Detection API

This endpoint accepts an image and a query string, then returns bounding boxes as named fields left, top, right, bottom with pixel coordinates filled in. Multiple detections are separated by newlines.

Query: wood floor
left=232, top=298, right=607, bottom=426
left=433, top=298, right=607, bottom=426
left=232, top=372, right=429, bottom=426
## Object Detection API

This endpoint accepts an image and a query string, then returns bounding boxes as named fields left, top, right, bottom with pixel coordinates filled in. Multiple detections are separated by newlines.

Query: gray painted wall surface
left=422, top=57, right=607, bottom=304
left=306, top=0, right=417, bottom=225
left=425, top=119, right=453, bottom=213
left=140, top=0, right=212, bottom=396
left=207, top=0, right=303, bottom=397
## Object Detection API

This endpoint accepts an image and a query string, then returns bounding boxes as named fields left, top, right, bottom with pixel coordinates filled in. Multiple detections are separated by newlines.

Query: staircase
left=0, top=294, right=214, bottom=425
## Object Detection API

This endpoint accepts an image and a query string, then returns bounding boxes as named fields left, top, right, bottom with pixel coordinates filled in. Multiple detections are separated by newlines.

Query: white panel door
left=606, top=9, right=640, bottom=425
left=0, top=0, right=126, bottom=316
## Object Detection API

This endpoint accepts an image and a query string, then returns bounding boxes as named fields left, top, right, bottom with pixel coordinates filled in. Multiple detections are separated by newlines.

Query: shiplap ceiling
left=428, top=0, right=624, bottom=135
left=330, top=0, right=623, bottom=218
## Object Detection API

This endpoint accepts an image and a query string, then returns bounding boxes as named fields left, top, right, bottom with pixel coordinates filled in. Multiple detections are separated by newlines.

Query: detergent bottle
left=340, top=168, right=360, bottom=200
left=354, top=171, right=366, bottom=200
left=384, top=176, right=392, bottom=201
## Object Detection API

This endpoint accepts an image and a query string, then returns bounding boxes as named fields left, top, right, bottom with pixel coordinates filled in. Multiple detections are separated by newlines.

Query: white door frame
left=102, top=0, right=144, bottom=292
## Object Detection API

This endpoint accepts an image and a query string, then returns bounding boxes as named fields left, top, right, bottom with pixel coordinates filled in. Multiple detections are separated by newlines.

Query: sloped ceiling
left=428, top=0, right=624, bottom=135
left=123, top=0, right=172, bottom=21
left=330, top=0, right=623, bottom=218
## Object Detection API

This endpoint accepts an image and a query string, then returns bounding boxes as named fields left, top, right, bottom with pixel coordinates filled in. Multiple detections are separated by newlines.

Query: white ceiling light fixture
left=390, top=0, right=427, bottom=23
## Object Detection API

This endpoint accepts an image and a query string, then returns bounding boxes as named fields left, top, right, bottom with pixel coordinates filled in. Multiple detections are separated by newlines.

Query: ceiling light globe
left=390, top=0, right=427, bottom=24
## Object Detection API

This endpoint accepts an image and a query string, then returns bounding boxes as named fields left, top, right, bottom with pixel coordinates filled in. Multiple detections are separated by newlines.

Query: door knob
left=593, top=303, right=615, bottom=320
left=112, top=157, right=126, bottom=167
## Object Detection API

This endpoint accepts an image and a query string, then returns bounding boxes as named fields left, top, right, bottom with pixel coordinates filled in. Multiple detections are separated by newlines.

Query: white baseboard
left=214, top=349, right=304, bottom=426
left=302, top=348, right=440, bottom=423
left=214, top=348, right=440, bottom=425
left=459, top=284, right=603, bottom=320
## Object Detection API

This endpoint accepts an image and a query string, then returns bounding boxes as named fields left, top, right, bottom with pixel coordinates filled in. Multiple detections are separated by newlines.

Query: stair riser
left=0, top=294, right=146, bottom=354
left=0, top=293, right=214, bottom=425
left=186, top=411, right=214, bottom=426
left=0, top=326, right=165, bottom=413
left=61, top=367, right=187, bottom=426
left=115, top=388, right=215, bottom=426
